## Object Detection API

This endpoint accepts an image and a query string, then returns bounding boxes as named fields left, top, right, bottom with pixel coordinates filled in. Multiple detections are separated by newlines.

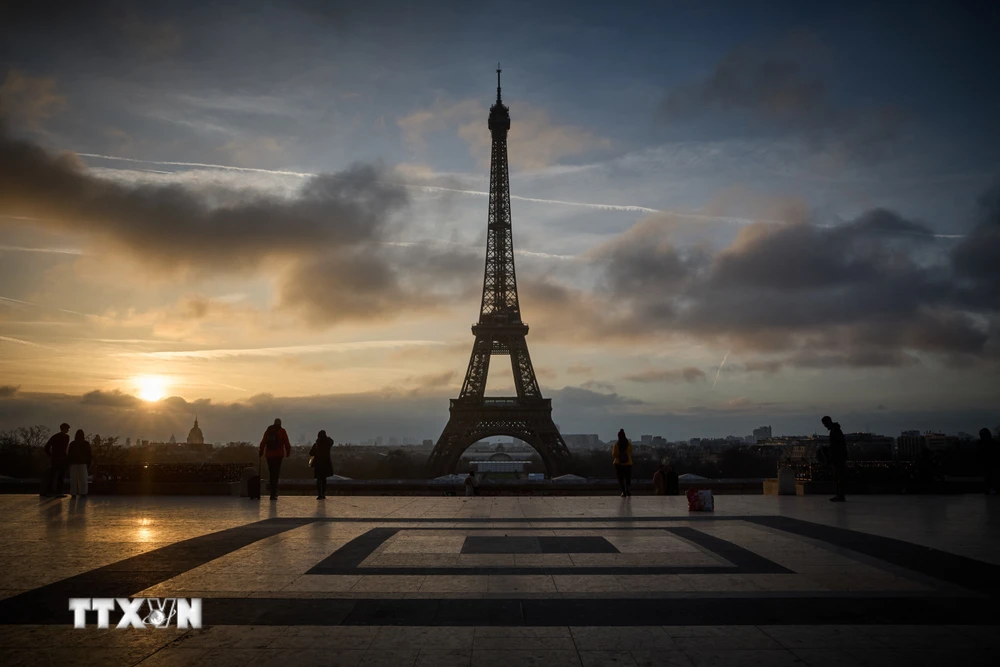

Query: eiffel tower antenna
left=426, top=69, right=572, bottom=478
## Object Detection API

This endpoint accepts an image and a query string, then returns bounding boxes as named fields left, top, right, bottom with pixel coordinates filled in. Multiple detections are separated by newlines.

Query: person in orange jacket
left=612, top=429, right=633, bottom=498
left=259, top=418, right=291, bottom=500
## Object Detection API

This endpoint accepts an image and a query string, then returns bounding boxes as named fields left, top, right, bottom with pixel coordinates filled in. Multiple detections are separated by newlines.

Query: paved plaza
left=0, top=494, right=998, bottom=666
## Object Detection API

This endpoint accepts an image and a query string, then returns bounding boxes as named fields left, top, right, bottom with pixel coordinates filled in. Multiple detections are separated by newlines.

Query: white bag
left=698, top=489, right=714, bottom=511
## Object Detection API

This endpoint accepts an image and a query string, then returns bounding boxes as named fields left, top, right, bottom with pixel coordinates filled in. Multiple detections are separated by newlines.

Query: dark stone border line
left=745, top=516, right=1000, bottom=599
left=665, top=527, right=790, bottom=574
left=307, top=526, right=791, bottom=576
left=305, top=516, right=736, bottom=523
left=198, top=596, right=999, bottom=626
left=0, top=518, right=314, bottom=625
left=309, top=566, right=737, bottom=576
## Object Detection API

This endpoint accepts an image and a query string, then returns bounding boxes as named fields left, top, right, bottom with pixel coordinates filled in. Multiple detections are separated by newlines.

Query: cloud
left=660, top=31, right=904, bottom=154
left=662, top=32, right=829, bottom=124
left=0, top=69, right=66, bottom=128
left=624, top=367, right=706, bottom=383
left=80, top=389, right=142, bottom=409
left=0, top=127, right=405, bottom=272
left=115, top=12, right=182, bottom=58
left=399, top=98, right=611, bottom=171
left=0, top=385, right=19, bottom=397
left=0, top=126, right=489, bottom=327
left=522, top=186, right=1000, bottom=370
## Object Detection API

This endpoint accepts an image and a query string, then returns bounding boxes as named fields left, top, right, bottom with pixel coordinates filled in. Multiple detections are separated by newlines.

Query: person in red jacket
left=259, top=418, right=291, bottom=500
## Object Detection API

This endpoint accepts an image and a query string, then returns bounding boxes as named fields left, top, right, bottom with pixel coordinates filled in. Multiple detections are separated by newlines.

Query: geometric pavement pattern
left=0, top=495, right=998, bottom=666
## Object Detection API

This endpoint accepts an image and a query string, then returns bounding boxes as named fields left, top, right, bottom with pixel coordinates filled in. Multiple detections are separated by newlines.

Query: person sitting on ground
left=42, top=423, right=71, bottom=498
left=258, top=418, right=291, bottom=500
left=309, top=430, right=334, bottom=500
left=66, top=429, right=92, bottom=498
left=613, top=429, right=633, bottom=497
left=653, top=463, right=667, bottom=495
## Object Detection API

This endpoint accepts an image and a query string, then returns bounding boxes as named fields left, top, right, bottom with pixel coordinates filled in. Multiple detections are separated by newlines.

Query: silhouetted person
left=42, top=423, right=71, bottom=497
left=665, top=461, right=680, bottom=496
left=309, top=430, right=334, bottom=499
left=465, top=472, right=476, bottom=497
left=977, top=428, right=998, bottom=494
left=822, top=415, right=847, bottom=502
left=67, top=429, right=92, bottom=497
left=653, top=463, right=666, bottom=495
left=613, top=429, right=633, bottom=497
left=258, top=418, right=291, bottom=500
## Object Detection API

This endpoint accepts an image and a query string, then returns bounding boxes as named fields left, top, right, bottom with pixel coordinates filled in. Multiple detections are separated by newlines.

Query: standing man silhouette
left=259, top=418, right=291, bottom=500
left=822, top=416, right=847, bottom=502
left=42, top=423, right=71, bottom=497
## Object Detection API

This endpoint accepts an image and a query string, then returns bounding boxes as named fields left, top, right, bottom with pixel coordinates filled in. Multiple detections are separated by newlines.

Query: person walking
left=613, top=429, right=633, bottom=497
left=465, top=472, right=477, bottom=497
left=42, top=423, right=71, bottom=497
left=258, top=418, right=291, bottom=500
left=977, top=428, right=998, bottom=494
left=822, top=415, right=847, bottom=502
left=66, top=429, right=92, bottom=497
left=309, top=430, right=334, bottom=499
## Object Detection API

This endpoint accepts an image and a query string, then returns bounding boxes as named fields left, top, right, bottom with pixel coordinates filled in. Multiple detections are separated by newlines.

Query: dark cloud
left=0, top=126, right=486, bottom=325
left=662, top=32, right=829, bottom=124
left=952, top=184, right=1000, bottom=302
left=532, top=191, right=1000, bottom=370
left=660, top=31, right=905, bottom=153
left=0, top=127, right=405, bottom=271
left=624, top=367, right=706, bottom=383
left=80, top=389, right=142, bottom=408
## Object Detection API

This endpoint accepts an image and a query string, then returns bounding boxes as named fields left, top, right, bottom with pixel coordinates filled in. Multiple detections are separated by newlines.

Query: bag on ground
left=687, top=488, right=714, bottom=511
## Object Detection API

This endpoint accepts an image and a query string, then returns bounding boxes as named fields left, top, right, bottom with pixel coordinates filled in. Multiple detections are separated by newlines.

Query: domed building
left=186, top=417, right=205, bottom=445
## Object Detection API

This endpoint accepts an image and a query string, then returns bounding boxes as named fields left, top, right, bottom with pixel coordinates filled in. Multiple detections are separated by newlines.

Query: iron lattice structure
left=426, top=69, right=572, bottom=478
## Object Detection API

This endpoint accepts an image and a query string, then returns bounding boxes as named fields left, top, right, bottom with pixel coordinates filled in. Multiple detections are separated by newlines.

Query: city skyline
left=1, top=1, right=998, bottom=444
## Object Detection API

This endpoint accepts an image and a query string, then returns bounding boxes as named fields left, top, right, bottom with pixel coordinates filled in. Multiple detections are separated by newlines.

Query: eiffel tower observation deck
left=425, top=67, right=572, bottom=478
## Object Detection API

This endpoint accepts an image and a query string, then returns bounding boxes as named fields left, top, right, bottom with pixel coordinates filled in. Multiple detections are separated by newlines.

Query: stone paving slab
left=0, top=495, right=998, bottom=665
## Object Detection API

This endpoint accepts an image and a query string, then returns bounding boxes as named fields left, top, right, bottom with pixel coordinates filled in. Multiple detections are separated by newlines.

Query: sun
left=135, top=375, right=168, bottom=402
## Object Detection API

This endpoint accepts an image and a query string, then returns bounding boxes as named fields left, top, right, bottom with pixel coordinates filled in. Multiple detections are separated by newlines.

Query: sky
left=1, top=0, right=998, bottom=445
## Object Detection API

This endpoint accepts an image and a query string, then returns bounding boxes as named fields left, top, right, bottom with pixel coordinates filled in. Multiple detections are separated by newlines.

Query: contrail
left=116, top=339, right=445, bottom=360
left=75, top=153, right=970, bottom=235
left=0, top=335, right=51, bottom=349
left=75, top=153, right=756, bottom=221
left=711, top=350, right=730, bottom=390
left=0, top=245, right=84, bottom=255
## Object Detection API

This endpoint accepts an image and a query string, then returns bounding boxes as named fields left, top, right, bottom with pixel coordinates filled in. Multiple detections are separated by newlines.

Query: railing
left=93, top=463, right=250, bottom=483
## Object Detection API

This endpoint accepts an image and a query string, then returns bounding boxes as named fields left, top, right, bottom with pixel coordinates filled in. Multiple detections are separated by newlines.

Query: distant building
left=168, top=434, right=176, bottom=444
left=924, top=433, right=959, bottom=451
left=422, top=439, right=434, bottom=447
left=563, top=434, right=602, bottom=449
left=641, top=435, right=653, bottom=445
left=897, top=431, right=959, bottom=459
left=186, top=417, right=205, bottom=445
left=752, top=426, right=772, bottom=443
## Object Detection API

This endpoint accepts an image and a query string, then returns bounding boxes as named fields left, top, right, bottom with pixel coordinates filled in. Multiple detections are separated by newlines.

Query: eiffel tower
left=426, top=67, right=572, bottom=478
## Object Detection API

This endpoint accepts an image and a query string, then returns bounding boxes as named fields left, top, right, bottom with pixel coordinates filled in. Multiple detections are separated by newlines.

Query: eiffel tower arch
left=426, top=68, right=572, bottom=478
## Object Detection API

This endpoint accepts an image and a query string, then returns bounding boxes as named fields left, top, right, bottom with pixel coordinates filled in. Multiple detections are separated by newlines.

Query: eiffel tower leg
left=425, top=413, right=475, bottom=478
